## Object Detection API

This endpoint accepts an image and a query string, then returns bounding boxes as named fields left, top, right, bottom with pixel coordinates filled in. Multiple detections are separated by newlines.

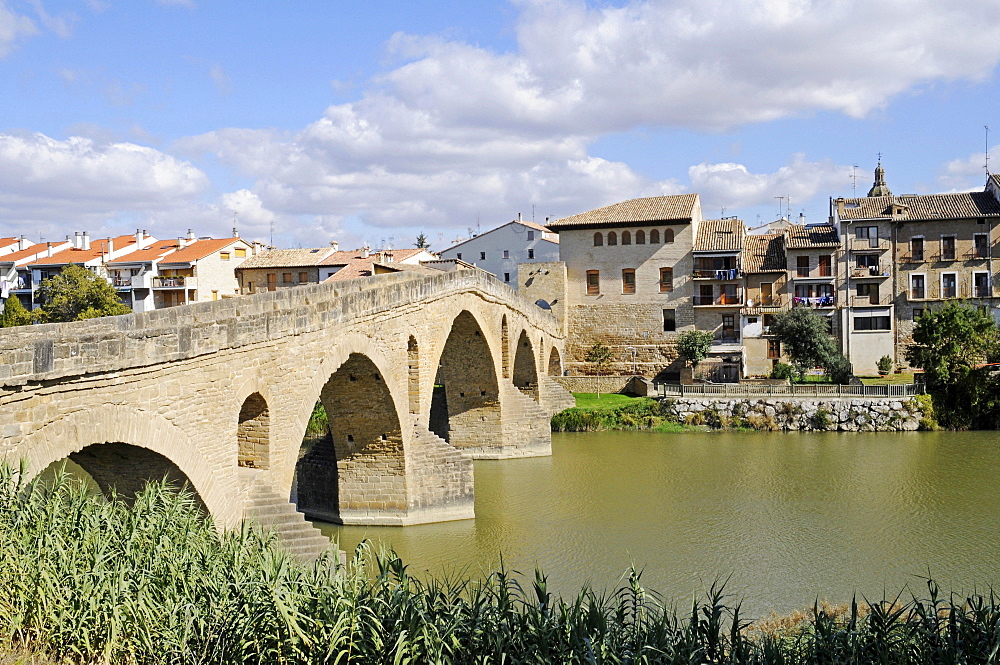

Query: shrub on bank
left=551, top=398, right=677, bottom=432
left=5, top=467, right=1000, bottom=663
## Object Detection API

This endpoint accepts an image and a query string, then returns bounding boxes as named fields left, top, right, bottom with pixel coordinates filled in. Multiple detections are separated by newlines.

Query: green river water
left=317, top=429, right=1000, bottom=617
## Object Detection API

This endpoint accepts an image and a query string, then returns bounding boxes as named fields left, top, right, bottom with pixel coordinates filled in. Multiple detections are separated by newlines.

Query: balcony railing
left=899, top=253, right=924, bottom=263
left=693, top=294, right=743, bottom=306
left=658, top=383, right=922, bottom=398
left=850, top=237, right=890, bottom=251
left=794, top=269, right=835, bottom=279
left=909, top=284, right=969, bottom=301
left=712, top=335, right=740, bottom=346
left=792, top=295, right=836, bottom=308
left=10, top=278, right=31, bottom=290
left=850, top=295, right=892, bottom=307
left=851, top=265, right=890, bottom=278
left=692, top=268, right=742, bottom=280
left=964, top=249, right=990, bottom=260
left=744, top=295, right=784, bottom=308
left=152, top=276, right=190, bottom=288
left=112, top=276, right=133, bottom=288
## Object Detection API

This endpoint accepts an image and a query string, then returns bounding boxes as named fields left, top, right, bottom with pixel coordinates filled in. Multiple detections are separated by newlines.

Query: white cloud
left=0, top=1, right=39, bottom=57
left=937, top=150, right=998, bottom=191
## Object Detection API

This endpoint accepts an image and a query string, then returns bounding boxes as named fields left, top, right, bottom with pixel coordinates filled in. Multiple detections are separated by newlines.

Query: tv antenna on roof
left=986, top=125, right=991, bottom=175
left=850, top=165, right=860, bottom=195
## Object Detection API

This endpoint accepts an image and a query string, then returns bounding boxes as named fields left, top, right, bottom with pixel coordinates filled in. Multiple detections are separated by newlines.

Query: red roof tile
left=158, top=238, right=246, bottom=264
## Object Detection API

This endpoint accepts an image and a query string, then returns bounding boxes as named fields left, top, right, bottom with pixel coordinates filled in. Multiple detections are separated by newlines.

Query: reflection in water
left=316, top=430, right=1000, bottom=616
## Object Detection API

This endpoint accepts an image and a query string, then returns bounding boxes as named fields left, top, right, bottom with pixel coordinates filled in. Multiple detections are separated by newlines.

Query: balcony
left=131, top=272, right=153, bottom=289
left=850, top=237, right=890, bottom=251
left=851, top=265, right=890, bottom=279
left=9, top=278, right=31, bottom=291
left=792, top=295, right=836, bottom=308
left=850, top=295, right=892, bottom=307
left=793, top=269, right=835, bottom=280
left=964, top=249, right=991, bottom=260
left=152, top=276, right=194, bottom=289
left=692, top=268, right=742, bottom=280
left=693, top=294, right=743, bottom=306
left=909, top=284, right=969, bottom=301
left=898, top=253, right=924, bottom=263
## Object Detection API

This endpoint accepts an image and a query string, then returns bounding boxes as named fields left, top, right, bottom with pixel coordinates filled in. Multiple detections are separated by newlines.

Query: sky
left=1, top=0, right=999, bottom=251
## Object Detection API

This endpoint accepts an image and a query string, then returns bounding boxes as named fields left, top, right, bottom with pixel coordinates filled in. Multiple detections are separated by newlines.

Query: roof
left=158, top=238, right=245, bottom=264
left=547, top=194, right=700, bottom=229
left=742, top=234, right=786, bottom=273
left=107, top=240, right=183, bottom=265
left=838, top=191, right=1000, bottom=221
left=29, top=235, right=139, bottom=266
left=693, top=218, right=744, bottom=252
left=0, top=238, right=18, bottom=251
left=442, top=220, right=557, bottom=252
left=784, top=224, right=840, bottom=249
left=990, top=173, right=1000, bottom=191
left=0, top=242, right=67, bottom=265
left=238, top=247, right=336, bottom=269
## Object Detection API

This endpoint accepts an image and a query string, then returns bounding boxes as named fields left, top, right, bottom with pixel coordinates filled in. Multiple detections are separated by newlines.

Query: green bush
left=770, top=363, right=796, bottom=380
left=551, top=398, right=677, bottom=432
left=877, top=355, right=894, bottom=376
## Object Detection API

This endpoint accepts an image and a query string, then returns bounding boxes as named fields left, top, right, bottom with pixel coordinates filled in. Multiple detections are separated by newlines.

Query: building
left=533, top=194, right=701, bottom=378
left=152, top=236, right=255, bottom=306
left=740, top=233, right=787, bottom=376
left=104, top=232, right=185, bottom=312
left=236, top=246, right=340, bottom=294
left=439, top=217, right=559, bottom=287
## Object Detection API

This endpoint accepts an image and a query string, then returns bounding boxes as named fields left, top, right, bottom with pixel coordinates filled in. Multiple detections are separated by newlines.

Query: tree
left=414, top=233, right=430, bottom=249
left=769, top=308, right=852, bottom=382
left=0, top=296, right=33, bottom=328
left=676, top=330, right=714, bottom=374
left=905, top=302, right=1000, bottom=428
left=34, top=264, right=131, bottom=323
left=584, top=342, right=613, bottom=397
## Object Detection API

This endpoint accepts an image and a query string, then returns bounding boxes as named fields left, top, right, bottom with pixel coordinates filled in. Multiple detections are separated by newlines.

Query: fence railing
left=656, top=383, right=922, bottom=398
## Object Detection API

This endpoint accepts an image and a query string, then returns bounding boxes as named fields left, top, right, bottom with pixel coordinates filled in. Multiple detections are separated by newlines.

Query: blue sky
left=1, top=0, right=999, bottom=250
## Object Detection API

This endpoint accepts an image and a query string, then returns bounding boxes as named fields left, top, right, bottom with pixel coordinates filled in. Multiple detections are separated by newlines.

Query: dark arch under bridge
left=0, top=270, right=573, bottom=551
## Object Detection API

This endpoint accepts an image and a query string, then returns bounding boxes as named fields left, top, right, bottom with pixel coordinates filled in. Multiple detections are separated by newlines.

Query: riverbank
left=552, top=392, right=936, bottom=432
left=6, top=467, right=1000, bottom=664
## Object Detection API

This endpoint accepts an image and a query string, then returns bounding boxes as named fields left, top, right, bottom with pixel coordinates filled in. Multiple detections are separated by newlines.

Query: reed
left=4, top=464, right=1000, bottom=664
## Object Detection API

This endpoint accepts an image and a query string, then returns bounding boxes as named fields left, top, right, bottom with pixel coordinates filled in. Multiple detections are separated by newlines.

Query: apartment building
left=152, top=236, right=254, bottom=307
left=104, top=233, right=184, bottom=312
left=439, top=217, right=559, bottom=287
left=741, top=233, right=787, bottom=376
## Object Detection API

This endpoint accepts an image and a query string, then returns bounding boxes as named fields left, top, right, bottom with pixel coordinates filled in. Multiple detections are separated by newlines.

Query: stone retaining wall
left=552, top=375, right=636, bottom=395
left=660, top=396, right=927, bottom=431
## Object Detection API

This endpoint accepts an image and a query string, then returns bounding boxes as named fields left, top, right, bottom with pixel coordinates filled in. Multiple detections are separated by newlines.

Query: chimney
left=82, top=233, right=90, bottom=251
left=232, top=227, right=239, bottom=238
left=187, top=229, right=196, bottom=241
left=46, top=242, right=53, bottom=257
left=107, top=238, right=114, bottom=255
left=18, top=235, right=29, bottom=251
left=518, top=212, right=522, bottom=221
left=835, top=197, right=846, bottom=217
left=329, top=240, right=339, bottom=251
left=136, top=229, right=144, bottom=246
left=178, top=236, right=185, bottom=248
left=361, top=246, right=370, bottom=258
left=74, top=231, right=81, bottom=249
left=66, top=234, right=72, bottom=245
left=799, top=212, right=806, bottom=225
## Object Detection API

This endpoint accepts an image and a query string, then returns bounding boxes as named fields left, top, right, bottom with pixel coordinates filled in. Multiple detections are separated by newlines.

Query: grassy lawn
left=572, top=392, right=643, bottom=409
left=859, top=372, right=916, bottom=386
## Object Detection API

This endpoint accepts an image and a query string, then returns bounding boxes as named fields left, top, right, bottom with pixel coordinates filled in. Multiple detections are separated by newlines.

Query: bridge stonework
left=0, top=271, right=572, bottom=535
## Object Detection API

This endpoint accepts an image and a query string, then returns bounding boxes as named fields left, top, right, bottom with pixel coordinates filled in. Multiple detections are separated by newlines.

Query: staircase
left=539, top=376, right=577, bottom=415
left=243, top=475, right=332, bottom=563
left=494, top=383, right=553, bottom=458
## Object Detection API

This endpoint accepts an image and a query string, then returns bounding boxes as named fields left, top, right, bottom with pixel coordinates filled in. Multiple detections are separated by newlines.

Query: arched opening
left=664, top=228, right=674, bottom=243
left=432, top=311, right=501, bottom=452
left=513, top=330, right=539, bottom=401
left=650, top=229, right=660, bottom=243
left=593, top=232, right=603, bottom=246
left=295, top=353, right=405, bottom=524
left=548, top=347, right=562, bottom=376
left=622, top=230, right=631, bottom=245
left=636, top=229, right=646, bottom=244
left=37, top=443, right=209, bottom=514
left=608, top=231, right=618, bottom=246
left=237, top=392, right=270, bottom=469
left=407, top=335, right=420, bottom=414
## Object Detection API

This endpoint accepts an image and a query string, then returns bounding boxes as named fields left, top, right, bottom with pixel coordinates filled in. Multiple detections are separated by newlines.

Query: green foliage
left=770, top=308, right=853, bottom=383
left=584, top=341, right=613, bottom=372
left=304, top=400, right=329, bottom=438
left=905, top=302, right=1000, bottom=429
left=770, top=362, right=796, bottom=381
left=910, top=393, right=939, bottom=431
left=676, top=329, right=714, bottom=368
left=33, top=264, right=131, bottom=323
left=551, top=398, right=678, bottom=432
left=877, top=355, right=894, bottom=376
left=414, top=232, right=430, bottom=249
left=0, top=296, right=33, bottom=328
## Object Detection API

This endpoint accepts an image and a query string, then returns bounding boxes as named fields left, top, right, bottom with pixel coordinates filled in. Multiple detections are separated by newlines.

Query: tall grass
left=551, top=398, right=680, bottom=432
left=5, top=463, right=1000, bottom=664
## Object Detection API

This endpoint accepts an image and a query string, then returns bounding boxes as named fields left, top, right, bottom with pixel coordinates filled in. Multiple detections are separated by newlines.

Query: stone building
left=152, top=236, right=254, bottom=307
left=740, top=233, right=787, bottom=376
left=439, top=217, right=559, bottom=287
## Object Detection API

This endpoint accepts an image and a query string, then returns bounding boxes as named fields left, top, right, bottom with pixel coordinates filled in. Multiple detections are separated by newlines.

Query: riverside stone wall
left=660, top=396, right=927, bottom=431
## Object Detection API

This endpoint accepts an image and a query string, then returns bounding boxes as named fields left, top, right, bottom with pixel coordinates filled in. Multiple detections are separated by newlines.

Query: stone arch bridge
left=0, top=270, right=574, bottom=556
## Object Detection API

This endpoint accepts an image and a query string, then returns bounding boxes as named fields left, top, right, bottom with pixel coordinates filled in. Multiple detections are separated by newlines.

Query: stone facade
left=0, top=269, right=568, bottom=529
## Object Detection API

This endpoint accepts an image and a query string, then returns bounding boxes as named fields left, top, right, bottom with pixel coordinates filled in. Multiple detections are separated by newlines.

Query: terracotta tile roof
left=159, top=238, right=245, bottom=264
left=0, top=238, right=18, bottom=251
left=838, top=191, right=1000, bottom=221
left=784, top=224, right=840, bottom=248
left=742, top=234, right=786, bottom=273
left=107, top=240, right=183, bottom=264
left=693, top=218, right=744, bottom=252
left=990, top=173, right=1000, bottom=192
left=238, top=247, right=336, bottom=269
left=0, top=242, right=68, bottom=264
left=547, top=194, right=700, bottom=229
left=29, top=235, right=139, bottom=266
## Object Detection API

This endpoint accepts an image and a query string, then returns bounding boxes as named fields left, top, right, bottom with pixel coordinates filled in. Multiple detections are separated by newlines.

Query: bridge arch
left=513, top=329, right=539, bottom=401
left=237, top=392, right=271, bottom=470
left=548, top=346, right=563, bottom=376
left=20, top=404, right=233, bottom=525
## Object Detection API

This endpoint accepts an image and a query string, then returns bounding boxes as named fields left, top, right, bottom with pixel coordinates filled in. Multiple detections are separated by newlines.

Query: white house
left=439, top=217, right=559, bottom=287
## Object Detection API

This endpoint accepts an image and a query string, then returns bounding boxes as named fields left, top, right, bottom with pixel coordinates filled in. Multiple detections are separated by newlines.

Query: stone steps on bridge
left=243, top=479, right=332, bottom=563
left=539, top=376, right=577, bottom=415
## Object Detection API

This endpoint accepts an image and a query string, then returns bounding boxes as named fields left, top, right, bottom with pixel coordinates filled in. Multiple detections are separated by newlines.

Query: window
left=527, top=230, right=535, bottom=241
left=480, top=251, right=486, bottom=260
left=856, top=253, right=879, bottom=269
left=767, top=339, right=781, bottom=359
left=910, top=274, right=925, bottom=299
left=974, top=272, right=990, bottom=298
left=720, top=284, right=738, bottom=305
left=941, top=236, right=956, bottom=261
left=762, top=314, right=774, bottom=333
left=235, top=248, right=247, bottom=258
left=721, top=314, right=736, bottom=339
left=912, top=308, right=924, bottom=321
left=649, top=229, right=660, bottom=244
left=856, top=226, right=878, bottom=247
left=622, top=231, right=631, bottom=245
left=796, top=256, right=810, bottom=277
left=622, top=269, right=636, bottom=294
left=503, top=250, right=510, bottom=259
left=819, top=254, right=831, bottom=277
left=282, top=272, right=292, bottom=283
left=527, top=249, right=534, bottom=259
left=636, top=230, right=645, bottom=244
left=659, top=267, right=673, bottom=293
left=857, top=283, right=873, bottom=297
left=857, top=283, right=879, bottom=304
left=299, top=272, right=308, bottom=283
left=267, top=273, right=277, bottom=292
left=662, top=309, right=676, bottom=332
left=586, top=270, right=600, bottom=295
left=854, top=314, right=891, bottom=331
left=608, top=232, right=618, bottom=246
left=504, top=272, right=510, bottom=282
left=663, top=228, right=674, bottom=243
left=975, top=233, right=989, bottom=258
left=456, top=252, right=462, bottom=260
left=594, top=232, right=604, bottom=246
left=910, top=237, right=924, bottom=261
left=942, top=273, right=957, bottom=298
left=220, top=252, right=231, bottom=261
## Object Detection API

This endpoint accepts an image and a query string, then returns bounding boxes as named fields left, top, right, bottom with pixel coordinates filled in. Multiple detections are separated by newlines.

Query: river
left=317, top=429, right=1000, bottom=617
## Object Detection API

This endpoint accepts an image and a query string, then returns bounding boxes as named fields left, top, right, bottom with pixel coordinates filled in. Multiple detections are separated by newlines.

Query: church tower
left=866, top=158, right=892, bottom=197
